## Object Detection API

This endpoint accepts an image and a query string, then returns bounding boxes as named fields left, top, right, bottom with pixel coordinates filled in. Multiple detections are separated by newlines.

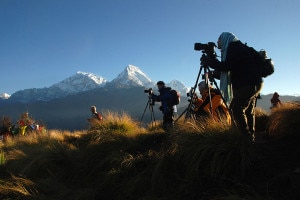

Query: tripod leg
left=203, top=72, right=214, bottom=115
left=206, top=68, right=229, bottom=109
left=174, top=107, right=188, bottom=123
left=205, top=67, right=234, bottom=122
left=149, top=105, right=156, bottom=128
left=140, top=100, right=150, bottom=122
left=176, top=65, right=204, bottom=123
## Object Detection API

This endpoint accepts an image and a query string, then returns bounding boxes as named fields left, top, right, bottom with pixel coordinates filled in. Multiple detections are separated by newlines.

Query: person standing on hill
left=201, top=32, right=263, bottom=142
left=270, top=92, right=282, bottom=109
left=149, top=81, right=175, bottom=131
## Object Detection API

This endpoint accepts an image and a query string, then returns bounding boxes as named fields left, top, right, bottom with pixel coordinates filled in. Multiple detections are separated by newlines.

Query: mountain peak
left=126, top=64, right=140, bottom=71
left=51, top=71, right=107, bottom=93
left=75, top=71, right=107, bottom=85
left=125, top=65, right=149, bottom=79
left=108, top=65, right=154, bottom=88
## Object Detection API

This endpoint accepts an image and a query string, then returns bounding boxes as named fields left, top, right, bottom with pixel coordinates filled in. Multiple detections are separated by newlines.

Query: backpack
left=94, top=112, right=103, bottom=121
left=243, top=43, right=275, bottom=78
left=97, top=113, right=103, bottom=121
left=170, top=89, right=180, bottom=105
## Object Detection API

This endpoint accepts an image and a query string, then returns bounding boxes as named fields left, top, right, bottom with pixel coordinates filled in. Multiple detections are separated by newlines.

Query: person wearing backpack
left=149, top=81, right=175, bottom=131
left=201, top=32, right=263, bottom=142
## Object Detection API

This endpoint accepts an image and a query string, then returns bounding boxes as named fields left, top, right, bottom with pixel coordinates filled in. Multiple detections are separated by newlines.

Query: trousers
left=230, top=83, right=263, bottom=136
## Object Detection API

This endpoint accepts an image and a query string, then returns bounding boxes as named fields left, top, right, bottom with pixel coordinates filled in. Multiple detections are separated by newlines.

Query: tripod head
left=144, top=88, right=155, bottom=106
left=194, top=42, right=217, bottom=59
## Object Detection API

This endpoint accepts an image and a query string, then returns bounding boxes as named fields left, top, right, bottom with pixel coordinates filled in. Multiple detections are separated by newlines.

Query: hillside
left=0, top=103, right=300, bottom=199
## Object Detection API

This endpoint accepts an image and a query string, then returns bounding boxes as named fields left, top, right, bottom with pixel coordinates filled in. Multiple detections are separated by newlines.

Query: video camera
left=186, top=87, right=195, bottom=98
left=144, top=88, right=153, bottom=95
left=186, top=87, right=198, bottom=104
left=194, top=42, right=217, bottom=58
left=144, top=88, right=155, bottom=105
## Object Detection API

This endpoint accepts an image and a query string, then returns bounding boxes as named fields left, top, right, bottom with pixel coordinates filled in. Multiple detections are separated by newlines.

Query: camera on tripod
left=144, top=88, right=155, bottom=105
left=144, top=88, right=153, bottom=94
left=186, top=87, right=195, bottom=98
left=194, top=42, right=217, bottom=58
left=186, top=87, right=198, bottom=103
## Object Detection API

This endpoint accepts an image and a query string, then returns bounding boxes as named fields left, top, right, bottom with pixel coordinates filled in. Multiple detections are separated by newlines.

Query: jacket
left=153, top=86, right=173, bottom=114
left=209, top=41, right=263, bottom=89
left=193, top=89, right=231, bottom=124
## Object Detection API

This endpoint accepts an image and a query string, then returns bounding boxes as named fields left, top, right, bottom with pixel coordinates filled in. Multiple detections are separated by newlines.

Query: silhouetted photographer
left=148, top=81, right=176, bottom=131
left=201, top=32, right=264, bottom=142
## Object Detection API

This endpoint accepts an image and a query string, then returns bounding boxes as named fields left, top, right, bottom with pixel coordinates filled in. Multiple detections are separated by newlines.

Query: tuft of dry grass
left=175, top=115, right=232, bottom=135
left=0, top=175, right=37, bottom=198
left=88, top=110, right=147, bottom=137
left=255, top=107, right=270, bottom=134
left=267, top=102, right=300, bottom=140
left=0, top=150, right=5, bottom=165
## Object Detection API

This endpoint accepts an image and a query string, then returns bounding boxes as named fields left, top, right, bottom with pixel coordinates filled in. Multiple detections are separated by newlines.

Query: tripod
left=140, top=98, right=156, bottom=128
left=175, top=53, right=229, bottom=123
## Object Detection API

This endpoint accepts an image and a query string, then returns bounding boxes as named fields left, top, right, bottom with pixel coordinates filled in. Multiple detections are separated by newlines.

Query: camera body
left=194, top=42, right=217, bottom=58
left=144, top=88, right=155, bottom=105
left=144, top=88, right=153, bottom=94
left=186, top=87, right=195, bottom=98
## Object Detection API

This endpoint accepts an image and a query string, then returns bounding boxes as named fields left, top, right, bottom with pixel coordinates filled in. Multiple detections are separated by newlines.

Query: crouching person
left=194, top=81, right=231, bottom=124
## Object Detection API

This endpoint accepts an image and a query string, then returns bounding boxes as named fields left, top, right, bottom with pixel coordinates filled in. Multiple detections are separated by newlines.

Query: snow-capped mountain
left=8, top=71, right=107, bottom=103
left=0, top=93, right=10, bottom=99
left=107, top=65, right=155, bottom=88
left=107, top=65, right=189, bottom=95
left=5, top=65, right=188, bottom=103
left=168, top=80, right=190, bottom=95
left=51, top=71, right=107, bottom=93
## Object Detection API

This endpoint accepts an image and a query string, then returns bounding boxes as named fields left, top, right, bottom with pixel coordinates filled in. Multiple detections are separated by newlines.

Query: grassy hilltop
left=0, top=104, right=300, bottom=200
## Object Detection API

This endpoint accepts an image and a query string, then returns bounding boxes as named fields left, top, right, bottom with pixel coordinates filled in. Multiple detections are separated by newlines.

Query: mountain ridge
left=0, top=85, right=299, bottom=130
left=4, top=65, right=189, bottom=103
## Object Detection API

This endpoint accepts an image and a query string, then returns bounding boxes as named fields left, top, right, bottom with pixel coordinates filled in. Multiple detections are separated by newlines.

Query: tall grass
left=0, top=107, right=299, bottom=200
left=267, top=102, right=300, bottom=139
left=0, top=150, right=5, bottom=165
left=88, top=110, right=147, bottom=136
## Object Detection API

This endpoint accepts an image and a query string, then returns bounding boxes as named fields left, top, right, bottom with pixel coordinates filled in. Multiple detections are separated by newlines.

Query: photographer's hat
left=156, top=81, right=165, bottom=86
left=198, top=81, right=211, bottom=91
left=259, top=49, right=268, bottom=58
left=198, top=81, right=206, bottom=91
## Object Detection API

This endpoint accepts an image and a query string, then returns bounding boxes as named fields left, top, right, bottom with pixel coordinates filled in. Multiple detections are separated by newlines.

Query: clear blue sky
left=1, top=0, right=299, bottom=96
